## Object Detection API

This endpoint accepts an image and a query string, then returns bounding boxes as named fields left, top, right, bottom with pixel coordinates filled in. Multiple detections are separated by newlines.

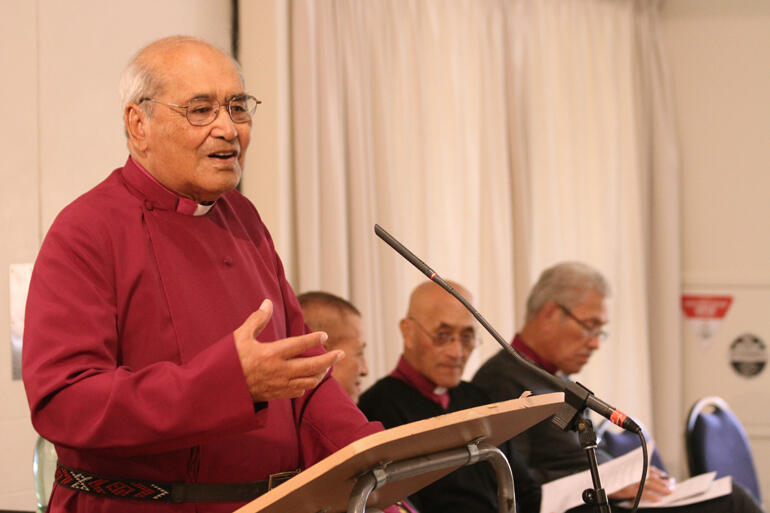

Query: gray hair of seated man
left=525, top=261, right=610, bottom=322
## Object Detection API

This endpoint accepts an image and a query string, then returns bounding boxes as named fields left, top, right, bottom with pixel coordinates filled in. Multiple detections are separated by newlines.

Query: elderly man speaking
left=22, top=36, right=381, bottom=512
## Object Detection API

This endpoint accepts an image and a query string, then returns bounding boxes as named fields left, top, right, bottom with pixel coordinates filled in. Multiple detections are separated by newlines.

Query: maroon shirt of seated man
left=22, top=36, right=383, bottom=513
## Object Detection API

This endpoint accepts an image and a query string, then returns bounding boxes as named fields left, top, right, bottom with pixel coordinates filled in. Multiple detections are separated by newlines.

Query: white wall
left=239, top=0, right=295, bottom=271
left=0, top=1, right=231, bottom=508
left=0, top=1, right=42, bottom=509
left=661, top=0, right=770, bottom=505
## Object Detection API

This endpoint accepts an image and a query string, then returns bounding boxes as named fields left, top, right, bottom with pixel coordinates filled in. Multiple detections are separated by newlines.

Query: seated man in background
left=299, top=291, right=418, bottom=513
left=358, top=280, right=541, bottom=513
left=473, top=261, right=762, bottom=512
left=298, top=291, right=370, bottom=403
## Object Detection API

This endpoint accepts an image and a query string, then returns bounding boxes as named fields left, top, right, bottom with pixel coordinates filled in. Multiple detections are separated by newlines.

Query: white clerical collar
left=193, top=202, right=215, bottom=216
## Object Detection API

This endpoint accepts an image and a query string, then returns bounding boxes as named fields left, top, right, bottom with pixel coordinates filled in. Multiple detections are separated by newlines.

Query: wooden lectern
left=234, top=392, right=563, bottom=513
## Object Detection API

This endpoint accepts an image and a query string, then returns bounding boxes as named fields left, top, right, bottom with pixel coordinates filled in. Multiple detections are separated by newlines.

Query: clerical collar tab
left=128, top=157, right=217, bottom=216
left=194, top=202, right=214, bottom=216
left=174, top=196, right=214, bottom=216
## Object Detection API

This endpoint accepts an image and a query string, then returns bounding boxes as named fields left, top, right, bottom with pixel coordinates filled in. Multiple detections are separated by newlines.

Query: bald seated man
left=298, top=291, right=370, bottom=402
left=473, top=262, right=763, bottom=513
left=22, top=36, right=387, bottom=513
left=358, top=281, right=541, bottom=513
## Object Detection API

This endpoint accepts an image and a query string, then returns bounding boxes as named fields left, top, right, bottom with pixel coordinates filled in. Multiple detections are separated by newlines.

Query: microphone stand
left=577, top=418, right=611, bottom=513
left=374, top=224, right=647, bottom=513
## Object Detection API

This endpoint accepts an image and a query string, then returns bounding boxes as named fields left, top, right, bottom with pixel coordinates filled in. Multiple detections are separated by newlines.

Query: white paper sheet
left=615, top=471, right=716, bottom=508
left=540, top=445, right=651, bottom=513
left=638, top=476, right=732, bottom=509
left=540, top=442, right=733, bottom=513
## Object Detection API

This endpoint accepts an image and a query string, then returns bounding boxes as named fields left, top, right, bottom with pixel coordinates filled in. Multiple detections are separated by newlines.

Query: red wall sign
left=681, top=295, right=733, bottom=319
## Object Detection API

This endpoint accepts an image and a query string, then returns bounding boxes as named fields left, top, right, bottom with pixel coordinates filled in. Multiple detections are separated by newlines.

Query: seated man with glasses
left=23, top=36, right=387, bottom=513
left=472, top=262, right=762, bottom=512
left=358, top=280, right=542, bottom=513
left=473, top=262, right=621, bottom=485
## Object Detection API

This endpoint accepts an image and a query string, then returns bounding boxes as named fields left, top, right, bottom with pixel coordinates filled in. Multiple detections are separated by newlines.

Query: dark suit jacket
left=359, top=376, right=541, bottom=513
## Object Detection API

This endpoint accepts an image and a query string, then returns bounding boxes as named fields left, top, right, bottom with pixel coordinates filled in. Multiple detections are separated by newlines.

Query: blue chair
left=686, top=396, right=762, bottom=504
left=595, top=419, right=667, bottom=472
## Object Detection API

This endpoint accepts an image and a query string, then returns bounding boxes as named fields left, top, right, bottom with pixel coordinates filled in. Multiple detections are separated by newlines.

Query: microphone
left=374, top=223, right=641, bottom=434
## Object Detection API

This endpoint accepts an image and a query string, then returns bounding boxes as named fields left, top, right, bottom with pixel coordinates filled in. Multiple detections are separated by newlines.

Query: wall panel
left=0, top=1, right=232, bottom=508
left=0, top=0, right=42, bottom=508
left=663, top=0, right=770, bottom=505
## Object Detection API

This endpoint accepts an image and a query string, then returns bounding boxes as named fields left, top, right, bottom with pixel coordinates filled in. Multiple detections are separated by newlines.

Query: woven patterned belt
left=55, top=463, right=299, bottom=503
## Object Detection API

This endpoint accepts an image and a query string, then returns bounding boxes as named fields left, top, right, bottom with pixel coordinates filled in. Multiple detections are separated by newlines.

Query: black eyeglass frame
left=556, top=303, right=608, bottom=341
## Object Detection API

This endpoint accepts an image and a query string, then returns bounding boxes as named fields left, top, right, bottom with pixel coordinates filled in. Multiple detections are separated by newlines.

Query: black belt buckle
left=267, top=470, right=297, bottom=490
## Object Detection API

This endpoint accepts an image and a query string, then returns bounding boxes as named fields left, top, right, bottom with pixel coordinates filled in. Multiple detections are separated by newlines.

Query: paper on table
left=636, top=476, right=732, bottom=509
left=617, top=471, right=717, bottom=508
left=540, top=444, right=651, bottom=513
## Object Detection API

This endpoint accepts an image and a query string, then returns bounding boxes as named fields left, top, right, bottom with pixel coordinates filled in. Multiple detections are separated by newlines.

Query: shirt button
left=144, top=200, right=154, bottom=211
left=223, top=257, right=233, bottom=266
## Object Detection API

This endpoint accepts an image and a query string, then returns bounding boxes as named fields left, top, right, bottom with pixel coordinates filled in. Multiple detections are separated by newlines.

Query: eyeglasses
left=139, top=95, right=261, bottom=126
left=408, top=317, right=478, bottom=351
left=556, top=303, right=608, bottom=341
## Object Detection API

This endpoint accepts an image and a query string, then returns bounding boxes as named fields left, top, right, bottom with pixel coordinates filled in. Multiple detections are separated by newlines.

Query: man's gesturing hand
left=234, top=299, right=344, bottom=402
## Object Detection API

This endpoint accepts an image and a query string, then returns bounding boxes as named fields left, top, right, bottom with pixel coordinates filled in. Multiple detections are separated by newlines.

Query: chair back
left=33, top=436, right=57, bottom=513
left=686, top=396, right=761, bottom=503
left=596, top=420, right=667, bottom=472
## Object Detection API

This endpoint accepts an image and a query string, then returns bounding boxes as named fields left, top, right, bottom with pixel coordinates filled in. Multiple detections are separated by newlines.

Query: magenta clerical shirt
left=23, top=157, right=381, bottom=512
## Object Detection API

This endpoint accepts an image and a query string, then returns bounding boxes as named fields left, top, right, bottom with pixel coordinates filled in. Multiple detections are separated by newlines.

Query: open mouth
left=208, top=151, right=238, bottom=160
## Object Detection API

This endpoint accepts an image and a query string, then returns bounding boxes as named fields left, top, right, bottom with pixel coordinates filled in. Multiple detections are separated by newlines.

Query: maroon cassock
left=23, top=157, right=382, bottom=512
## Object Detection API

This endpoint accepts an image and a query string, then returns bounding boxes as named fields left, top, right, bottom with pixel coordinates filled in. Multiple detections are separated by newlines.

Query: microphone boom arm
left=374, top=224, right=641, bottom=435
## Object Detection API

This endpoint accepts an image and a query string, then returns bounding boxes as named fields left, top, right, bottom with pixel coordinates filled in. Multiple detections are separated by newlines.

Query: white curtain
left=285, top=0, right=682, bottom=473
left=290, top=0, right=518, bottom=388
